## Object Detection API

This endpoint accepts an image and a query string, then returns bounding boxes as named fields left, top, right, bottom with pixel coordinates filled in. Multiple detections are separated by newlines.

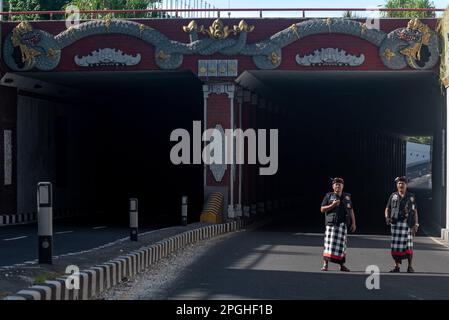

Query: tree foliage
left=409, top=136, right=432, bottom=145
left=65, top=0, right=161, bottom=19
left=384, top=0, right=436, bottom=18
left=3, top=0, right=161, bottom=20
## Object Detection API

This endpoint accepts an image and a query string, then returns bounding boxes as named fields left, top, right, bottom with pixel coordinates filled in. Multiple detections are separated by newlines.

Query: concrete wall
left=16, top=95, right=85, bottom=215
left=0, top=86, right=17, bottom=215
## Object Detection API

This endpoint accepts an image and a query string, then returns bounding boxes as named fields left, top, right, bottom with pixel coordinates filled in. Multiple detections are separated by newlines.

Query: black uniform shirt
left=322, top=193, right=348, bottom=225
left=386, top=191, right=417, bottom=222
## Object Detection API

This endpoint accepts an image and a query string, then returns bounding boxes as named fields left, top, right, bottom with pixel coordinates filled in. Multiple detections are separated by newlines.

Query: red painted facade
left=1, top=18, right=439, bottom=74
left=0, top=17, right=441, bottom=220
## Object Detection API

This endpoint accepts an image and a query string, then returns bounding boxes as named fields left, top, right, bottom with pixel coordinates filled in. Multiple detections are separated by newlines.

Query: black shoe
left=390, top=266, right=400, bottom=273
left=340, top=265, right=351, bottom=272
left=407, top=266, right=415, bottom=273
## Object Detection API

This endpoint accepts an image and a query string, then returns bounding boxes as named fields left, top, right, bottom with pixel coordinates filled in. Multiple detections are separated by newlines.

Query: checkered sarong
left=391, top=221, right=413, bottom=262
left=323, top=223, right=347, bottom=264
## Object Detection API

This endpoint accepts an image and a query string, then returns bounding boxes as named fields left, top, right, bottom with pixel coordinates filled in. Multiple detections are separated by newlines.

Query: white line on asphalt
left=3, top=236, right=28, bottom=241
left=93, top=226, right=108, bottom=230
left=420, top=228, right=449, bottom=249
left=55, top=230, right=74, bottom=235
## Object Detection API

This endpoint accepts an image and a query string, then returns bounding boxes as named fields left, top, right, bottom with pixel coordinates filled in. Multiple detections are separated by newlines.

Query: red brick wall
left=205, top=92, right=231, bottom=187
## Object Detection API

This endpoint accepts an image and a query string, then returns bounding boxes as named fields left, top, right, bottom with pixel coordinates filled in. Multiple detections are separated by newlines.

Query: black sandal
left=340, top=265, right=351, bottom=272
left=407, top=266, right=415, bottom=273
left=390, top=266, right=400, bottom=273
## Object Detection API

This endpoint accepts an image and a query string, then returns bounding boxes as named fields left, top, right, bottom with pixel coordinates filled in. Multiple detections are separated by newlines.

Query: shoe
left=340, top=265, right=350, bottom=272
left=407, top=266, right=415, bottom=273
left=390, top=266, right=400, bottom=273
left=321, top=265, right=328, bottom=271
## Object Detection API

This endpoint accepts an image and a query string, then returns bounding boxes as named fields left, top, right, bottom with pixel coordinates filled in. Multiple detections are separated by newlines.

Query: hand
left=332, top=200, right=340, bottom=207
left=412, top=224, right=419, bottom=236
left=385, top=217, right=392, bottom=225
left=350, top=223, right=356, bottom=233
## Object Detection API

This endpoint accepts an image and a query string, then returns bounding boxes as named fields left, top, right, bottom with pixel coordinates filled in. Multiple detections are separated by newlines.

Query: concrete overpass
left=0, top=9, right=447, bottom=238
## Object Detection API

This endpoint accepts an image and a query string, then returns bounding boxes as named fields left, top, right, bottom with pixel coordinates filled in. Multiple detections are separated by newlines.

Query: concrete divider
left=4, top=221, right=248, bottom=300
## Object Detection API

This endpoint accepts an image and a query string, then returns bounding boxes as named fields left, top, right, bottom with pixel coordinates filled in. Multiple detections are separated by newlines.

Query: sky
left=185, top=0, right=449, bottom=18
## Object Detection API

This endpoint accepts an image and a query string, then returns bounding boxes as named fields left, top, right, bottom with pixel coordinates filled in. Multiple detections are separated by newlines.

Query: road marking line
left=55, top=230, right=74, bottom=235
left=93, top=226, right=108, bottom=230
left=3, top=236, right=28, bottom=241
left=421, top=229, right=449, bottom=249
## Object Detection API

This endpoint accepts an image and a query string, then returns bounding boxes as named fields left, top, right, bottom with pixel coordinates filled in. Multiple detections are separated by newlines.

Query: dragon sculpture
left=2, top=17, right=440, bottom=72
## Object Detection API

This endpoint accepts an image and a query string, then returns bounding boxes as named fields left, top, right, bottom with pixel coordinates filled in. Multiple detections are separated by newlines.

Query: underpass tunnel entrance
left=237, top=71, right=445, bottom=234
left=1, top=71, right=204, bottom=226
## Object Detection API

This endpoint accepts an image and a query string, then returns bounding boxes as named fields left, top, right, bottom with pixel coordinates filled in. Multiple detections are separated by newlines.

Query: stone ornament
left=74, top=48, right=141, bottom=67
left=209, top=124, right=227, bottom=183
left=296, top=48, right=365, bottom=66
left=3, top=18, right=440, bottom=72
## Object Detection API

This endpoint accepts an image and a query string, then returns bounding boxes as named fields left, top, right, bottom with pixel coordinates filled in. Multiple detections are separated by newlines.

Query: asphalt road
left=0, top=219, right=154, bottom=267
left=159, top=224, right=449, bottom=300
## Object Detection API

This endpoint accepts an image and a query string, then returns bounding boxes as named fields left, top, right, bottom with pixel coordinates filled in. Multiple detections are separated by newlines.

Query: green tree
left=65, top=0, right=162, bottom=19
left=3, top=0, right=161, bottom=20
left=383, top=0, right=436, bottom=18
left=5, top=0, right=71, bottom=20
left=409, top=136, right=432, bottom=145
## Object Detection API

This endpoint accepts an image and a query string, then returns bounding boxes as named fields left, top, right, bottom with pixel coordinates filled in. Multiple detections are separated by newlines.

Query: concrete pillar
left=443, top=89, right=449, bottom=241
left=241, top=89, right=252, bottom=218
left=257, top=97, right=266, bottom=214
left=203, top=83, right=235, bottom=221
left=0, top=86, right=17, bottom=216
left=235, top=87, right=243, bottom=219
left=250, top=92, right=259, bottom=215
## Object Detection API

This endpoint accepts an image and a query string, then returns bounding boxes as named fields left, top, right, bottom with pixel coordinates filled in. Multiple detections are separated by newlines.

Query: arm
left=385, top=207, right=392, bottom=225
left=350, top=209, right=356, bottom=232
left=412, top=208, right=419, bottom=235
left=321, top=201, right=338, bottom=213
left=385, top=195, right=392, bottom=225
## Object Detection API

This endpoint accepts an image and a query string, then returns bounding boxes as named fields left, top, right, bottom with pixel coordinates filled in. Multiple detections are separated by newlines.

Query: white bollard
left=130, top=198, right=138, bottom=241
left=37, top=182, right=53, bottom=264
left=182, top=196, right=188, bottom=226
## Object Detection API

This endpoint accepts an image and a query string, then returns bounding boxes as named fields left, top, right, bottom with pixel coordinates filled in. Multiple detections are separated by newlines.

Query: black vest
left=325, top=192, right=353, bottom=226
left=390, top=191, right=416, bottom=227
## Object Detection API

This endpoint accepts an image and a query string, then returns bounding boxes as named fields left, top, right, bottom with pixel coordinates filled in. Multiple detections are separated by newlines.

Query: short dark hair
left=332, top=177, right=344, bottom=185
left=395, top=176, right=408, bottom=184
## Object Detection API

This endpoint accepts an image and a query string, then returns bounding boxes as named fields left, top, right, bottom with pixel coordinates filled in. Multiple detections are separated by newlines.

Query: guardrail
left=0, top=7, right=445, bottom=20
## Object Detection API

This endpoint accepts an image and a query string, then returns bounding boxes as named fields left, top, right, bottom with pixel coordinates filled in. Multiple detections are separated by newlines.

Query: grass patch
left=33, top=272, right=63, bottom=285
left=0, top=291, right=12, bottom=299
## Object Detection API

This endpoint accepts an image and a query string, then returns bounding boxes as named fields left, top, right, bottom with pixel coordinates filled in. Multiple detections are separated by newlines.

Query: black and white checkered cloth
left=391, top=221, right=413, bottom=261
left=323, top=222, right=347, bottom=264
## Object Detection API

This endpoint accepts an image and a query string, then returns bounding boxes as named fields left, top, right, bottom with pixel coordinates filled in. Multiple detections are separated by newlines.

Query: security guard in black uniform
left=385, top=176, right=419, bottom=273
left=321, top=177, right=357, bottom=271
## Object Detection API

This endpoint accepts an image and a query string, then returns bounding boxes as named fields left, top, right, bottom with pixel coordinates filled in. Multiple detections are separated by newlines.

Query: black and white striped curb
left=0, top=213, right=36, bottom=226
left=0, top=210, right=84, bottom=227
left=4, top=220, right=246, bottom=300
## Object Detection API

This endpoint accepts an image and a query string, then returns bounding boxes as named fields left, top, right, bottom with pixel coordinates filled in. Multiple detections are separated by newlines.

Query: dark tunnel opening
left=237, top=70, right=445, bottom=235
left=11, top=71, right=204, bottom=227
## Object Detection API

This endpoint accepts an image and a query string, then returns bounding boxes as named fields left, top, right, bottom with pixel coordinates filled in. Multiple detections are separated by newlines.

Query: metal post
left=182, top=196, right=188, bottom=226
left=130, top=198, right=138, bottom=241
left=37, top=182, right=53, bottom=264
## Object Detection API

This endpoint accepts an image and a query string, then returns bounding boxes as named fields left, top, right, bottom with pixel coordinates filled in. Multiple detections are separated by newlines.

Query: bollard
left=181, top=196, right=188, bottom=226
left=37, top=182, right=53, bottom=264
left=129, top=198, right=138, bottom=241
